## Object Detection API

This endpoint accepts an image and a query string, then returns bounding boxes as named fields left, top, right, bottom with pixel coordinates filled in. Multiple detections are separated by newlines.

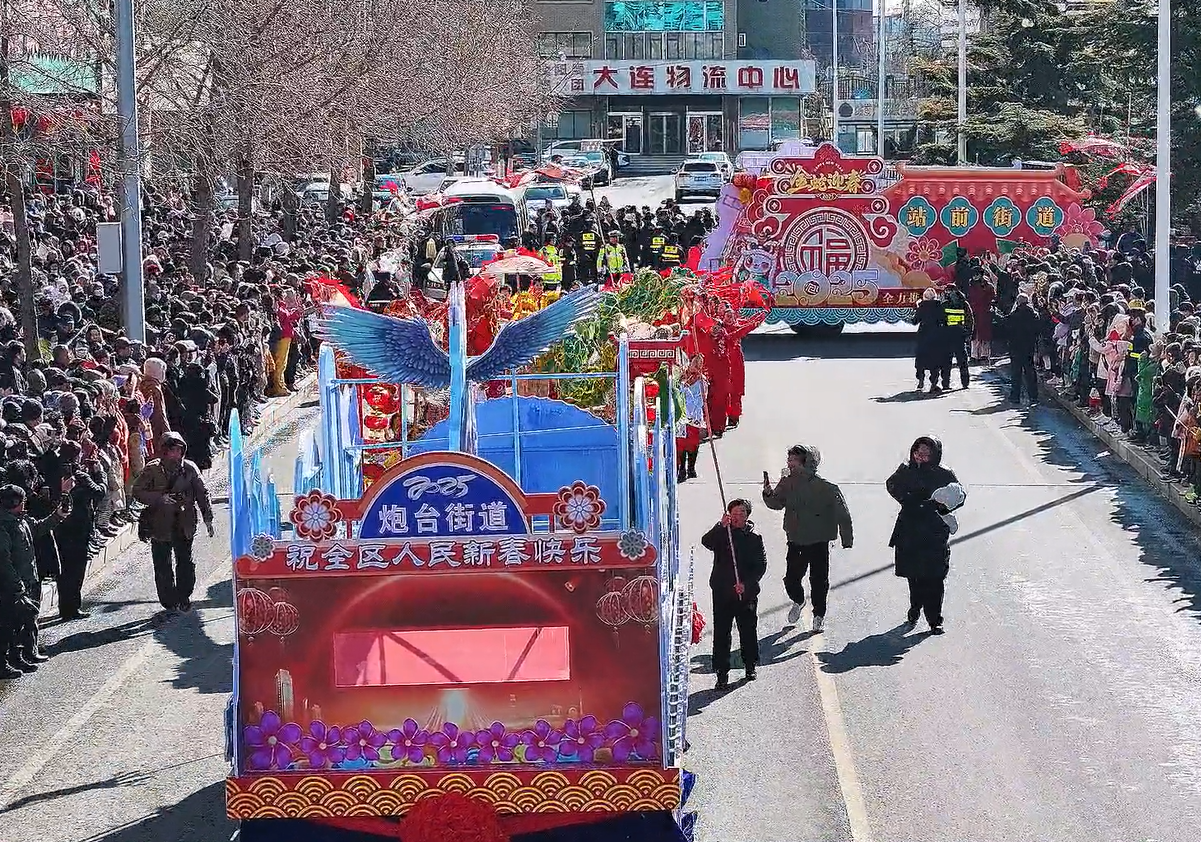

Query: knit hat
left=142, top=357, right=167, bottom=383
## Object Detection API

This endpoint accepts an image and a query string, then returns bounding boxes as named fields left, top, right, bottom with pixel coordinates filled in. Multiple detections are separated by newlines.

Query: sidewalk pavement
left=38, top=373, right=318, bottom=620
left=1033, top=371, right=1201, bottom=532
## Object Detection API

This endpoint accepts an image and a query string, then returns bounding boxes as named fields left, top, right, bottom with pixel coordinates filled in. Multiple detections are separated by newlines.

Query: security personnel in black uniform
left=575, top=222, right=601, bottom=286
left=660, top=235, right=683, bottom=271
left=941, top=286, right=974, bottom=389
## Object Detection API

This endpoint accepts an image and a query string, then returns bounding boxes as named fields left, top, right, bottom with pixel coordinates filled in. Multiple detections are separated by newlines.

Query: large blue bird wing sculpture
left=319, top=306, right=452, bottom=388
left=465, top=286, right=602, bottom=383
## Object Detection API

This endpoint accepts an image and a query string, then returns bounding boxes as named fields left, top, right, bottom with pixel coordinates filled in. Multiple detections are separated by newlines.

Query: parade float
left=223, top=273, right=702, bottom=842
left=702, top=141, right=1102, bottom=329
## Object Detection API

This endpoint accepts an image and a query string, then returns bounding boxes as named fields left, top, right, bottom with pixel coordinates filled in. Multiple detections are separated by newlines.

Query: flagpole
left=956, top=0, right=967, bottom=164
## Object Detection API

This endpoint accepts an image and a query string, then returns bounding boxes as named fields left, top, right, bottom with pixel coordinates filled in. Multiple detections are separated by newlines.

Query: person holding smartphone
left=762, top=445, right=854, bottom=633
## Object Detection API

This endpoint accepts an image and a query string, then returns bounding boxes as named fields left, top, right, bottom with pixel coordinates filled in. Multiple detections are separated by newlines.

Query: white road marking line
left=809, top=613, right=876, bottom=842
left=0, top=560, right=231, bottom=808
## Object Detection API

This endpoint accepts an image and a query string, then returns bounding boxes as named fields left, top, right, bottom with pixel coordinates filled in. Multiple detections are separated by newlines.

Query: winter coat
left=886, top=438, right=958, bottom=580
left=912, top=299, right=946, bottom=369
left=1103, top=338, right=1134, bottom=398
left=1003, top=304, right=1041, bottom=358
left=1135, top=354, right=1156, bottom=425
left=0, top=507, right=63, bottom=599
left=968, top=282, right=996, bottom=342
left=701, top=522, right=768, bottom=602
left=132, top=457, right=214, bottom=542
left=762, top=462, right=853, bottom=547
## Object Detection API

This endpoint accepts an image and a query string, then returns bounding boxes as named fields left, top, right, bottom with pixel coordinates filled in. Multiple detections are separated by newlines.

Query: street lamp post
left=831, top=0, right=839, bottom=148
left=877, top=0, right=886, bottom=158
left=1154, top=0, right=1171, bottom=325
left=115, top=0, right=145, bottom=341
left=957, top=0, right=967, bottom=163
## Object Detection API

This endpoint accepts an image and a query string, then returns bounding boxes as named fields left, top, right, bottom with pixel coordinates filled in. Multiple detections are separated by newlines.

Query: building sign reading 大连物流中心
left=549, top=60, right=817, bottom=97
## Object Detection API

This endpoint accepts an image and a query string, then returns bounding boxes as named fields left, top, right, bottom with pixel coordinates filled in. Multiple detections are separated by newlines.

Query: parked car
left=518, top=183, right=575, bottom=215
left=674, top=160, right=723, bottom=201
left=560, top=153, right=612, bottom=188
left=697, top=151, right=734, bottom=180
left=401, top=158, right=466, bottom=195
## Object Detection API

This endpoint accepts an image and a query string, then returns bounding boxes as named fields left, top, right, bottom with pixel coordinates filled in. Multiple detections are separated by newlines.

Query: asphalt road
left=682, top=326, right=1201, bottom=842
left=0, top=403, right=318, bottom=842
left=596, top=173, right=715, bottom=215
left=3, top=177, right=1200, bottom=841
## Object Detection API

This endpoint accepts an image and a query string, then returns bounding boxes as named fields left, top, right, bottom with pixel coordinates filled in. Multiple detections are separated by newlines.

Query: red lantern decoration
left=362, top=461, right=385, bottom=486
left=237, top=588, right=275, bottom=637
left=596, top=590, right=630, bottom=629
left=622, top=575, right=659, bottom=626
left=267, top=587, right=289, bottom=603
left=364, top=385, right=399, bottom=415
left=363, top=413, right=389, bottom=431
left=269, top=602, right=300, bottom=638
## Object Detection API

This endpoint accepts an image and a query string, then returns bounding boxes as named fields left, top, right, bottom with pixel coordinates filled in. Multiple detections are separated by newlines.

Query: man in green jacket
left=762, top=444, right=853, bottom=632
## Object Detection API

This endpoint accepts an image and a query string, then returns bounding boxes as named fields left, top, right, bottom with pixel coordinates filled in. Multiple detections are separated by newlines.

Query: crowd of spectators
left=0, top=179, right=400, bottom=677
left=951, top=234, right=1201, bottom=505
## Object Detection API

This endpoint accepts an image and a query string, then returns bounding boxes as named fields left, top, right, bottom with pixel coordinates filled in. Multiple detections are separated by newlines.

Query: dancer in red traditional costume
left=722, top=301, right=769, bottom=428
left=676, top=353, right=708, bottom=482
left=688, top=295, right=731, bottom=439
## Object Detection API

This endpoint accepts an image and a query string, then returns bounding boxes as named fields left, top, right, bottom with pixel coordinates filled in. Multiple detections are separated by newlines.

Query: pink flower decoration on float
left=905, top=236, right=942, bottom=268
left=289, top=489, right=342, bottom=541
left=1056, top=202, right=1105, bottom=239
left=554, top=481, right=607, bottom=533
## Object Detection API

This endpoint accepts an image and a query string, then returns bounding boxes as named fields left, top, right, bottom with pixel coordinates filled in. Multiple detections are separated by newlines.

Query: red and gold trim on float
left=225, top=767, right=681, bottom=819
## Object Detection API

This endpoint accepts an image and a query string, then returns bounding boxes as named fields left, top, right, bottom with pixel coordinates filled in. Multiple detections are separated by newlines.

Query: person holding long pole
left=701, top=499, right=766, bottom=691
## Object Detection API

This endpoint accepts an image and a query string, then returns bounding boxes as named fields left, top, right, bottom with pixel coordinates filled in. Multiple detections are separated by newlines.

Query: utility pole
left=1153, top=0, right=1170, bottom=324
left=956, top=0, right=967, bottom=163
left=831, top=0, right=839, bottom=147
left=876, top=0, right=886, bottom=158
left=0, top=0, right=39, bottom=361
left=115, top=0, right=145, bottom=341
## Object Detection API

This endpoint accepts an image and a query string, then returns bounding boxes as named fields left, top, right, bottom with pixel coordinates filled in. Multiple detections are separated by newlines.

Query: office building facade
left=535, top=0, right=816, bottom=155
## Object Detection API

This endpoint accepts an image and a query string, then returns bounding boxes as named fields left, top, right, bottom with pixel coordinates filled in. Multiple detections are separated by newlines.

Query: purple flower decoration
left=428, top=723, right=475, bottom=764
left=475, top=722, right=520, bottom=764
left=244, top=711, right=302, bottom=770
left=344, top=720, right=387, bottom=763
left=299, top=720, right=345, bottom=769
left=521, top=719, right=563, bottom=763
left=559, top=715, right=605, bottom=762
left=604, top=703, right=660, bottom=762
left=386, top=719, right=429, bottom=764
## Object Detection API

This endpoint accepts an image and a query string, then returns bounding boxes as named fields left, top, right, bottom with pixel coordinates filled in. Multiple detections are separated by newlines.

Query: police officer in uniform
left=597, top=232, right=630, bottom=285
left=660, top=235, right=683, bottom=271
left=647, top=226, right=668, bottom=270
left=576, top=224, right=600, bottom=286
left=941, top=285, right=974, bottom=389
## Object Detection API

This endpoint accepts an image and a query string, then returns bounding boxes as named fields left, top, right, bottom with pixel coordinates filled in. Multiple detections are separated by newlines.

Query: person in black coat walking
left=912, top=289, right=948, bottom=393
left=1004, top=293, right=1042, bottom=404
left=701, top=499, right=768, bottom=690
left=885, top=436, right=961, bottom=634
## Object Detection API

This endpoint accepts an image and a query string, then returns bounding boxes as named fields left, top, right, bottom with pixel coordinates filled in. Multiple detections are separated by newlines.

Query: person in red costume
left=688, top=295, right=731, bottom=438
left=722, top=300, right=769, bottom=427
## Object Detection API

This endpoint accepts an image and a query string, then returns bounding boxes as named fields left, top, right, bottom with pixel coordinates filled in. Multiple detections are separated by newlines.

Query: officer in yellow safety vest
left=597, top=232, right=630, bottom=283
left=940, top=285, right=974, bottom=389
left=660, top=235, right=683, bottom=270
left=541, top=237, right=562, bottom=291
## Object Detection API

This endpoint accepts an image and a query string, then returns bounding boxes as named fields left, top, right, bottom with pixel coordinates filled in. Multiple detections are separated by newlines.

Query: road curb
left=1040, top=377, right=1201, bottom=532
left=38, top=372, right=318, bottom=621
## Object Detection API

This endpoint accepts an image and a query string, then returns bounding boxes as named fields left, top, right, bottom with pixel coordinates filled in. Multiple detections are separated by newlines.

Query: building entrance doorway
left=648, top=113, right=683, bottom=155
left=686, top=113, right=724, bottom=154
left=606, top=112, right=643, bottom=155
